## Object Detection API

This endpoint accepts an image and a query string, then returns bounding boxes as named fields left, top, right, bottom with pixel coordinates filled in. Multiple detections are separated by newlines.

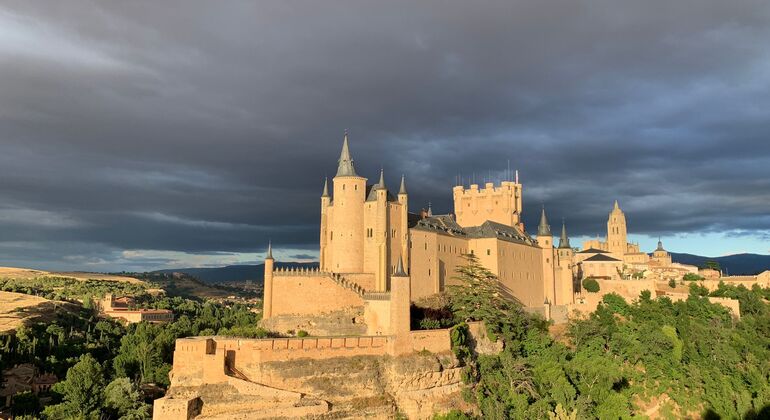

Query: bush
left=683, top=273, right=705, bottom=281
left=582, top=278, right=600, bottom=293
left=297, top=330, right=308, bottom=337
left=668, top=279, right=676, bottom=289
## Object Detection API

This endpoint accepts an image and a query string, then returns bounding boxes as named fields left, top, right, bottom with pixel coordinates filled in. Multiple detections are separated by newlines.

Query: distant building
left=1, top=364, right=57, bottom=407
left=99, top=293, right=173, bottom=324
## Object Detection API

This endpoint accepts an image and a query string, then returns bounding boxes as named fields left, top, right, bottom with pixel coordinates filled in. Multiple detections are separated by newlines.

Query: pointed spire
left=656, top=237, right=664, bottom=251
left=394, top=255, right=407, bottom=277
left=537, top=205, right=551, bottom=236
left=376, top=168, right=386, bottom=189
left=266, top=240, right=273, bottom=260
left=321, top=177, right=329, bottom=197
left=399, top=174, right=407, bottom=195
left=613, top=200, right=620, bottom=210
left=336, top=130, right=358, bottom=177
left=427, top=202, right=433, bottom=217
left=558, top=219, right=571, bottom=249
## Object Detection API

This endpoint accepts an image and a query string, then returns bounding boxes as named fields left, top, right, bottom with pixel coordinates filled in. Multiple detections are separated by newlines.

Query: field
left=0, top=266, right=145, bottom=284
left=0, top=291, right=78, bottom=333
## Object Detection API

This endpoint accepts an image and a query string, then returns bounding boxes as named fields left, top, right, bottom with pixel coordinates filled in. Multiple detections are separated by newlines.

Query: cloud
left=0, top=0, right=769, bottom=271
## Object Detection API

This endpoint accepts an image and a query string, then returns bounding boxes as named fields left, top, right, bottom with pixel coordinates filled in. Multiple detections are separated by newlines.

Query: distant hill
left=152, top=262, right=318, bottom=285
left=670, top=253, right=770, bottom=275
left=154, top=253, right=770, bottom=285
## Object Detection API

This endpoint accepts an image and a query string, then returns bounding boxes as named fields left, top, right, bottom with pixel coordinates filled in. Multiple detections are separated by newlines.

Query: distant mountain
left=154, top=253, right=770, bottom=285
left=670, top=253, right=770, bottom=275
left=153, top=262, right=318, bottom=285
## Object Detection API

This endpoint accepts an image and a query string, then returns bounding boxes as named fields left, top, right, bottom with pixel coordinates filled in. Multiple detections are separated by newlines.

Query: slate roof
left=411, top=217, right=535, bottom=245
left=578, top=247, right=610, bottom=254
left=365, top=184, right=398, bottom=202
left=583, top=254, right=622, bottom=262
left=411, top=215, right=467, bottom=237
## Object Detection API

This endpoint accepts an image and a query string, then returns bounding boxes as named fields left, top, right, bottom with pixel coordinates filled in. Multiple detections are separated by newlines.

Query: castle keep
left=262, top=134, right=577, bottom=336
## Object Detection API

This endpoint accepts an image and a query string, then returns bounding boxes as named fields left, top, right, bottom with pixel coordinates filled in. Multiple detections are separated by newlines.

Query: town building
left=1, top=364, right=57, bottom=408
left=99, top=294, right=174, bottom=324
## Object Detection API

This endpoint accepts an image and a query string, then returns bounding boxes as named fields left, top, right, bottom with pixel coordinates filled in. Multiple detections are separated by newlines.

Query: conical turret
left=266, top=240, right=273, bottom=260
left=399, top=174, right=407, bottom=195
left=336, top=131, right=358, bottom=177
left=558, top=220, right=571, bottom=249
left=393, top=255, right=407, bottom=277
left=376, top=168, right=386, bottom=189
left=321, top=177, right=329, bottom=197
left=537, top=206, right=551, bottom=236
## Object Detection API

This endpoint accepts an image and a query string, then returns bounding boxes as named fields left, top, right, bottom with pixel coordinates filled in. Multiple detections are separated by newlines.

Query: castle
left=154, top=133, right=770, bottom=419
left=261, top=133, right=577, bottom=336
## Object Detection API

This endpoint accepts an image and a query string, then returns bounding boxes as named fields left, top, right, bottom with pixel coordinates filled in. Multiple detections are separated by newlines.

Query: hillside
left=0, top=291, right=79, bottom=333
left=152, top=262, right=318, bottom=285
left=670, top=252, right=770, bottom=275
left=0, top=266, right=146, bottom=284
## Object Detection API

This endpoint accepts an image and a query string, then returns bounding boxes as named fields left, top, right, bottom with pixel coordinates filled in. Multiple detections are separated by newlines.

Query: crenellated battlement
left=452, top=180, right=523, bottom=228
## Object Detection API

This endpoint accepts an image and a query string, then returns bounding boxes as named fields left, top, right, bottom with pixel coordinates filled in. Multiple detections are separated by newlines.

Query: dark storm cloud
left=1, top=0, right=769, bottom=270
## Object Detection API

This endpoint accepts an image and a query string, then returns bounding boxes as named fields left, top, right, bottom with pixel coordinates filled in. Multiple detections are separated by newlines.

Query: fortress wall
left=695, top=276, right=769, bottom=291
left=271, top=275, right=363, bottom=316
left=410, top=329, right=451, bottom=353
left=341, top=273, right=376, bottom=291
left=171, top=336, right=394, bottom=379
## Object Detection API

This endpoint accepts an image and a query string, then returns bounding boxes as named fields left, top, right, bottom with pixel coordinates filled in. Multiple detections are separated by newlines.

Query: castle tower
left=375, top=169, right=389, bottom=291
left=319, top=178, right=330, bottom=271
left=397, top=175, right=409, bottom=275
left=555, top=221, right=575, bottom=305
left=536, top=206, right=552, bottom=248
left=452, top=177, right=522, bottom=228
left=262, top=241, right=275, bottom=319
left=327, top=133, right=367, bottom=273
left=389, top=255, right=412, bottom=355
left=607, top=200, right=628, bottom=257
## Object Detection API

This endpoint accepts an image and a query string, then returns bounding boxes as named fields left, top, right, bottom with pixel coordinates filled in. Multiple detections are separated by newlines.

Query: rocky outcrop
left=159, top=351, right=472, bottom=419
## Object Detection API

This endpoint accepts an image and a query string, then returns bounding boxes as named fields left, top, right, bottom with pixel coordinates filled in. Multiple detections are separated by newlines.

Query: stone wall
left=260, top=307, right=366, bottom=337
left=270, top=274, right=364, bottom=317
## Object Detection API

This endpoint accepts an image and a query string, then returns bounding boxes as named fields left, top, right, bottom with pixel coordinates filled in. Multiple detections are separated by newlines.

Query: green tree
left=11, top=391, right=39, bottom=416
left=104, top=377, right=151, bottom=419
left=447, top=254, right=520, bottom=339
left=582, top=278, right=600, bottom=293
left=43, top=353, right=105, bottom=419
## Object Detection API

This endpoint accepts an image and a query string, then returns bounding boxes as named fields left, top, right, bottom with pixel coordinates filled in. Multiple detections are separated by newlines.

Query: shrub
left=683, top=273, right=704, bottom=281
left=419, top=318, right=442, bottom=330
left=668, top=279, right=676, bottom=289
left=582, top=278, right=600, bottom=293
left=297, top=330, right=308, bottom=337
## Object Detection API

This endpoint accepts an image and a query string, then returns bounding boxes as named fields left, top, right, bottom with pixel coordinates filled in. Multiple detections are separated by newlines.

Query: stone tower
left=607, top=200, right=628, bottom=256
left=555, top=221, right=575, bottom=305
left=262, top=241, right=275, bottom=319
left=452, top=179, right=522, bottom=228
left=325, top=132, right=367, bottom=273
left=319, top=133, right=410, bottom=292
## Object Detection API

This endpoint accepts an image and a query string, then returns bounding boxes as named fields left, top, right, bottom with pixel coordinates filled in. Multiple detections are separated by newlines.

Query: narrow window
left=487, top=249, right=490, bottom=256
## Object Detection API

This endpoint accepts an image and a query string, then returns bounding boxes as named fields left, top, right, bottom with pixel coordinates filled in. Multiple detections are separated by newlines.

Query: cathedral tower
left=607, top=200, right=628, bottom=256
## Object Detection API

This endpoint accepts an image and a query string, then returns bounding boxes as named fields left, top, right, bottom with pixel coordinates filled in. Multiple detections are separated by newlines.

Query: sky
left=1, top=1, right=769, bottom=272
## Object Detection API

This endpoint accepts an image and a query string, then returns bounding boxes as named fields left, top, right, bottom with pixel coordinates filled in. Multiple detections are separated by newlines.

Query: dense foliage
left=581, top=277, right=600, bottom=293
left=0, top=276, right=264, bottom=419
left=446, top=256, right=770, bottom=419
